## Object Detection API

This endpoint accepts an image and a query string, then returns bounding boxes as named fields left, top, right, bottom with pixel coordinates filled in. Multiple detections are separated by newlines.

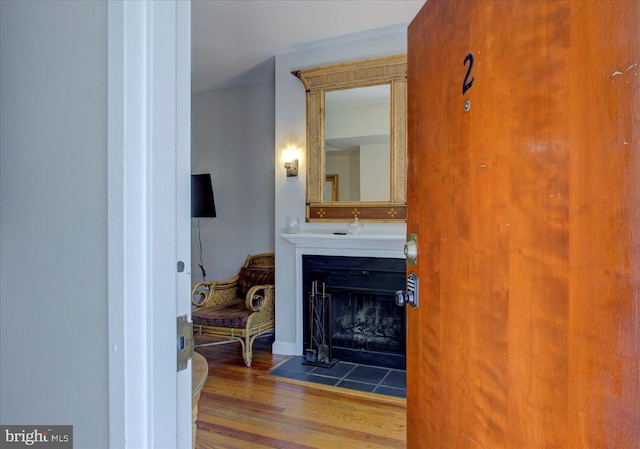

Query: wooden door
left=406, top=1, right=640, bottom=447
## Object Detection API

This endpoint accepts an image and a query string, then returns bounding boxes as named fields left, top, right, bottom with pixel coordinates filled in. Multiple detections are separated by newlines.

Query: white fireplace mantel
left=281, top=232, right=406, bottom=258
left=280, top=232, right=407, bottom=355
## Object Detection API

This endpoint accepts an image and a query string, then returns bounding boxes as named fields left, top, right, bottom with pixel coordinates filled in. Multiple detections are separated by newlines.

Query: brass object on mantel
left=293, top=54, right=407, bottom=222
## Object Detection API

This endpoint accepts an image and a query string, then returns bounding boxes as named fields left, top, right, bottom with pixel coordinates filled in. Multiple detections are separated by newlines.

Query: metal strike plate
left=404, top=233, right=418, bottom=265
left=177, top=314, right=194, bottom=372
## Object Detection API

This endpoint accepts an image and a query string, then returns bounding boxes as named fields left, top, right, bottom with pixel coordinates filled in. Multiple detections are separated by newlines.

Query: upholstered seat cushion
left=192, top=299, right=251, bottom=328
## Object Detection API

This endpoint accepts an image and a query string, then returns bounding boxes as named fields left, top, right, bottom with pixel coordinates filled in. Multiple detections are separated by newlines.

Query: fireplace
left=302, top=255, right=406, bottom=369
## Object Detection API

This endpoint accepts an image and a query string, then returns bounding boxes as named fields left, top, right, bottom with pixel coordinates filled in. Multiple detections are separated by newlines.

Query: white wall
left=191, top=80, right=275, bottom=281
left=273, top=30, right=408, bottom=355
left=0, top=1, right=109, bottom=447
left=326, top=149, right=360, bottom=201
left=360, top=143, right=391, bottom=201
left=325, top=98, right=390, bottom=141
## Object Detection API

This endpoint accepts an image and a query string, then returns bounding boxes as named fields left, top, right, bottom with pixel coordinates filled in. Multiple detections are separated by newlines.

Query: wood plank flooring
left=194, top=337, right=407, bottom=449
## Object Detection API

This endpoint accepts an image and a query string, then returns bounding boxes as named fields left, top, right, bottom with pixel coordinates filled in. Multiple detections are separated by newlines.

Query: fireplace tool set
left=304, top=280, right=339, bottom=368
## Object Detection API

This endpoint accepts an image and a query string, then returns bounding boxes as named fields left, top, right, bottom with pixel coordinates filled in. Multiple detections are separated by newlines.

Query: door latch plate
left=177, top=314, right=194, bottom=372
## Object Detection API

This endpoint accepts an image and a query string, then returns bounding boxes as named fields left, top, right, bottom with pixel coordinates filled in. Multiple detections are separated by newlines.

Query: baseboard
left=272, top=340, right=298, bottom=356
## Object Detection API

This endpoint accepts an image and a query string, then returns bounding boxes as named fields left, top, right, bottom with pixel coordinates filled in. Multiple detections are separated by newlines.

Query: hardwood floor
left=194, top=337, right=407, bottom=449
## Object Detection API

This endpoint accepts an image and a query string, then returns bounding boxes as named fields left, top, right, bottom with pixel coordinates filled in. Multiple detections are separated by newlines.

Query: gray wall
left=191, top=80, right=275, bottom=281
left=0, top=1, right=109, bottom=447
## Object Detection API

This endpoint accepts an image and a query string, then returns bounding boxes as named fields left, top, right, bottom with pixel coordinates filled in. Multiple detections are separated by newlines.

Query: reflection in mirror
left=324, top=85, right=391, bottom=202
left=324, top=174, right=339, bottom=201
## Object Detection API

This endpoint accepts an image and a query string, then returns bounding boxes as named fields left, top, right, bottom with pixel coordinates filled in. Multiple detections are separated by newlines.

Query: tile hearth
left=270, top=356, right=406, bottom=399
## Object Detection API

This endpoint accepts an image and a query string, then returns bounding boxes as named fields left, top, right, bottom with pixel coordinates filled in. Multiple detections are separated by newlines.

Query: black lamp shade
left=191, top=174, right=217, bottom=217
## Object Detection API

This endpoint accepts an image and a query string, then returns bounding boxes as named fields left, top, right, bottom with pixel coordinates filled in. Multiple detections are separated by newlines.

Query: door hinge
left=177, top=314, right=194, bottom=372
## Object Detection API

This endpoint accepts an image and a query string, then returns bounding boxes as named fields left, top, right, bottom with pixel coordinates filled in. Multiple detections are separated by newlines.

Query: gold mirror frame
left=293, top=54, right=407, bottom=222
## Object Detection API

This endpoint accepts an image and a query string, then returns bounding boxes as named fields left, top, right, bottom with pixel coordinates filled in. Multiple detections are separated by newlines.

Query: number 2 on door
left=463, top=53, right=474, bottom=95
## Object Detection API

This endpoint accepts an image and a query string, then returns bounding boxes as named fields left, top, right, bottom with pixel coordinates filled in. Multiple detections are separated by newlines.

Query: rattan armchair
left=191, top=253, right=275, bottom=367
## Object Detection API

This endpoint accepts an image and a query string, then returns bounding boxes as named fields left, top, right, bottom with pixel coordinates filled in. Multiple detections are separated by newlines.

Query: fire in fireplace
left=302, top=255, right=406, bottom=369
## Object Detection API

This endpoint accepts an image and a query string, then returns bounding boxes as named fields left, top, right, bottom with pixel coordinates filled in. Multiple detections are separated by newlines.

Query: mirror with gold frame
left=293, top=54, right=407, bottom=222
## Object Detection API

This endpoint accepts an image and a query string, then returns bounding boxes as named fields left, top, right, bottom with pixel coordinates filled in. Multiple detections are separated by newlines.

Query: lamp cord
left=197, top=217, right=207, bottom=282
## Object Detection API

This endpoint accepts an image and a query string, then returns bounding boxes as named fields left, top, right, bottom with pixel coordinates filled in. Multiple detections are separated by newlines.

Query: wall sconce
left=283, top=159, right=298, bottom=177
left=282, top=147, right=299, bottom=177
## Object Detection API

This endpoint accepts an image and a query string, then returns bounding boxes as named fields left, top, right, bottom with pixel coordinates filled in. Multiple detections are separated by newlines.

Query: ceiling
left=191, top=0, right=426, bottom=93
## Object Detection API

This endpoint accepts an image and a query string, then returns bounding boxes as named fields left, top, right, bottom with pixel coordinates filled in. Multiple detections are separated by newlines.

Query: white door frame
left=107, top=1, right=192, bottom=448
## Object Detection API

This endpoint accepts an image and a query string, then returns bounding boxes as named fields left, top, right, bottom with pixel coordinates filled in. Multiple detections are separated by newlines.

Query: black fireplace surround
left=302, top=255, right=406, bottom=370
